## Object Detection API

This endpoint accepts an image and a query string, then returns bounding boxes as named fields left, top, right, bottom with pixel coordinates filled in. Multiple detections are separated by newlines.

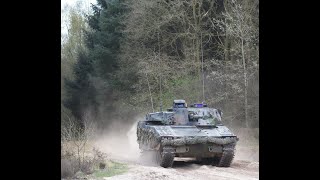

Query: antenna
left=201, top=32, right=205, bottom=102
left=158, top=31, right=163, bottom=112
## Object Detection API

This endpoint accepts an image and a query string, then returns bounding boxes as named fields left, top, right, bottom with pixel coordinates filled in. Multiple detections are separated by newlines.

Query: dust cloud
left=231, top=128, right=259, bottom=162
left=93, top=116, right=142, bottom=163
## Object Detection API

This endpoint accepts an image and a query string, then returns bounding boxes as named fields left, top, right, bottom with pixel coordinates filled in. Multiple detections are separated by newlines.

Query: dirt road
left=103, top=158, right=259, bottom=180
left=96, top=141, right=259, bottom=180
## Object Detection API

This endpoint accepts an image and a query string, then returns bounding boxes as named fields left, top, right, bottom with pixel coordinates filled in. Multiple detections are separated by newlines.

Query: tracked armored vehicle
left=137, top=100, right=238, bottom=168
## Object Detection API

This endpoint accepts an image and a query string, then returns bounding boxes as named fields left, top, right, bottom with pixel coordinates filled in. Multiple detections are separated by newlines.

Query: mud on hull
left=138, top=138, right=237, bottom=168
left=137, top=122, right=238, bottom=167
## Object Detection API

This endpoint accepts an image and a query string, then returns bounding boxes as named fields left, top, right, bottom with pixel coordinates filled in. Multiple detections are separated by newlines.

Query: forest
left=61, top=0, right=259, bottom=133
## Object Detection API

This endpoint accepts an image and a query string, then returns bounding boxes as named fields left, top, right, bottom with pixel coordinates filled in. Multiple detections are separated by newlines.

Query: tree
left=208, top=0, right=259, bottom=127
left=118, top=0, right=226, bottom=108
left=62, top=1, right=90, bottom=126
left=64, top=50, right=98, bottom=124
left=61, top=0, right=259, bottom=130
left=61, top=1, right=88, bottom=81
left=61, top=109, right=96, bottom=172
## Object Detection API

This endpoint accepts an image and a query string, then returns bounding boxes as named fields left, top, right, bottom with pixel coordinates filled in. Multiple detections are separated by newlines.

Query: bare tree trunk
left=145, top=72, right=154, bottom=112
left=81, top=140, right=87, bottom=169
left=158, top=31, right=163, bottom=111
left=193, top=0, right=199, bottom=72
left=201, top=32, right=205, bottom=102
left=241, top=38, right=249, bottom=128
left=193, top=0, right=202, bottom=101
left=77, top=145, right=81, bottom=170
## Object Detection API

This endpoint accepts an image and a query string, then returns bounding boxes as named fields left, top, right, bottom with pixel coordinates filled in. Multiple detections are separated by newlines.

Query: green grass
left=93, top=161, right=128, bottom=178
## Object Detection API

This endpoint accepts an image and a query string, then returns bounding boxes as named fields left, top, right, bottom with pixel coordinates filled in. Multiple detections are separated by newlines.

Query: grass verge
left=93, top=161, right=129, bottom=179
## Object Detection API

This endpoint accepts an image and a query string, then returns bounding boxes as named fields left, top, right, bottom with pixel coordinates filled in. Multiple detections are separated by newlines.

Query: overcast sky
left=61, top=0, right=96, bottom=10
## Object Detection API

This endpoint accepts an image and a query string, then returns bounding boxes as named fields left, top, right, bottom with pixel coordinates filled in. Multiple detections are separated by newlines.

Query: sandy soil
left=102, top=158, right=259, bottom=180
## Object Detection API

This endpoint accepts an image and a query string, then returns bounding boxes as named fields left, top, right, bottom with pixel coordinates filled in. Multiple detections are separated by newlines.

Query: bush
left=61, top=147, right=107, bottom=178
left=61, top=158, right=75, bottom=178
